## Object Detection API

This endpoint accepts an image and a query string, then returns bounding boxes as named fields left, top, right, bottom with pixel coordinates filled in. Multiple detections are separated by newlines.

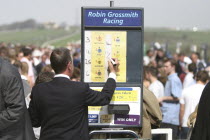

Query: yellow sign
left=89, top=31, right=127, bottom=82
left=111, top=90, right=138, bottom=102
left=88, top=106, right=102, bottom=111
left=111, top=32, right=127, bottom=82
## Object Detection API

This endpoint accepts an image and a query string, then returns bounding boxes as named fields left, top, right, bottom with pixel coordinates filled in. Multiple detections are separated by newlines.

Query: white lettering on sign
left=103, top=18, right=123, bottom=25
left=117, top=118, right=125, bottom=121
left=107, top=12, right=139, bottom=18
left=88, top=11, right=106, bottom=17
left=117, top=118, right=137, bottom=122
left=126, top=118, right=136, bottom=122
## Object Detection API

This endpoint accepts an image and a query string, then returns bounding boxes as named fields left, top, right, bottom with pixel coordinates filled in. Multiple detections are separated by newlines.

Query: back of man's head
left=0, top=46, right=9, bottom=57
left=73, top=52, right=79, bottom=58
left=22, top=47, right=32, bottom=57
left=35, top=71, right=55, bottom=86
left=148, top=66, right=158, bottom=78
left=50, top=48, right=71, bottom=74
left=164, top=58, right=177, bottom=67
left=195, top=70, right=209, bottom=83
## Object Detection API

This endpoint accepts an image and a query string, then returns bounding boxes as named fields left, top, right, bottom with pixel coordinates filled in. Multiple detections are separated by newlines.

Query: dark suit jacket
left=190, top=81, right=210, bottom=140
left=22, top=79, right=31, bottom=97
left=29, top=77, right=116, bottom=140
left=0, top=57, right=35, bottom=140
left=36, top=62, right=46, bottom=74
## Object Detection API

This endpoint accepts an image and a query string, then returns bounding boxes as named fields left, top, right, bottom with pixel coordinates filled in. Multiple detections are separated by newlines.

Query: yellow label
left=111, top=90, right=138, bottom=102
left=100, top=114, right=112, bottom=123
left=88, top=106, right=102, bottom=111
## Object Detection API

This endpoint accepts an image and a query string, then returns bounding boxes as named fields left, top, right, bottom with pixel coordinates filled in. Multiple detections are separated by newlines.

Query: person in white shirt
left=146, top=66, right=164, bottom=98
left=180, top=70, right=209, bottom=139
left=183, top=63, right=196, bottom=89
left=143, top=49, right=155, bottom=66
left=21, top=47, right=35, bottom=87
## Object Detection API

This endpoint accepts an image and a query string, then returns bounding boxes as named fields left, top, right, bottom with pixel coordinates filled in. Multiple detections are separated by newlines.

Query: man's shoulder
left=170, top=74, right=182, bottom=83
left=39, top=79, right=88, bottom=89
left=190, top=84, right=205, bottom=92
left=72, top=81, right=89, bottom=90
left=182, top=84, right=202, bottom=96
left=182, top=86, right=190, bottom=96
left=149, top=81, right=158, bottom=89
left=1, top=59, right=20, bottom=78
left=70, top=81, right=87, bottom=86
left=153, top=80, right=164, bottom=86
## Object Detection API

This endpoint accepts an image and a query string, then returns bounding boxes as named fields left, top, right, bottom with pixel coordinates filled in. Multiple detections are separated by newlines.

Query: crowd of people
left=0, top=42, right=119, bottom=140
left=0, top=42, right=81, bottom=87
left=143, top=48, right=210, bottom=139
left=0, top=42, right=83, bottom=140
left=1, top=41, right=210, bottom=139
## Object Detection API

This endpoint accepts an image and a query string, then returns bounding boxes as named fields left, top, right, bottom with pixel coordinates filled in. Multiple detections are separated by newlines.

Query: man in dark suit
left=29, top=48, right=119, bottom=140
left=36, top=53, right=47, bottom=74
left=0, top=57, right=35, bottom=140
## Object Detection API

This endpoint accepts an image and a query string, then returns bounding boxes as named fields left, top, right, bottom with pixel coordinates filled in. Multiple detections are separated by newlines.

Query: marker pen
left=109, top=58, right=117, bottom=66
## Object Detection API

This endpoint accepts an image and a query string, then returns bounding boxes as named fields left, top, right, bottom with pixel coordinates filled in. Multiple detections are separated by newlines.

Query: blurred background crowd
left=1, top=40, right=210, bottom=139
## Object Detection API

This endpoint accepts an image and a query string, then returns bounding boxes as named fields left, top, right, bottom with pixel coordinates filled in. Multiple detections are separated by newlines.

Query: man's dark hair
left=73, top=52, right=79, bottom=57
left=72, top=67, right=81, bottom=79
left=13, top=60, right=22, bottom=69
left=146, top=49, right=152, bottom=55
left=147, top=66, right=158, bottom=77
left=178, top=53, right=185, bottom=57
left=50, top=48, right=72, bottom=74
left=195, top=70, right=209, bottom=83
left=163, top=58, right=177, bottom=67
left=0, top=46, right=9, bottom=58
left=21, top=47, right=32, bottom=57
left=188, top=63, right=197, bottom=72
left=35, top=71, right=55, bottom=86
left=192, top=52, right=200, bottom=59
left=143, top=66, right=150, bottom=80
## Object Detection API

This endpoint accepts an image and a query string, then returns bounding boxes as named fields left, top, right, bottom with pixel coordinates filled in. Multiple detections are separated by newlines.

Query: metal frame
left=89, top=130, right=140, bottom=139
left=81, top=6, right=144, bottom=128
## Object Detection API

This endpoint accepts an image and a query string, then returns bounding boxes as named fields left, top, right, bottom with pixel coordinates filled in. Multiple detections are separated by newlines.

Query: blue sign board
left=84, top=9, right=142, bottom=27
left=88, top=114, right=98, bottom=123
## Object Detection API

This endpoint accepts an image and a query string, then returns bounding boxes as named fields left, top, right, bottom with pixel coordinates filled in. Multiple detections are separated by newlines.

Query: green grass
left=51, top=33, right=81, bottom=47
left=0, top=27, right=79, bottom=46
left=1, top=27, right=210, bottom=56
left=144, top=29, right=210, bottom=55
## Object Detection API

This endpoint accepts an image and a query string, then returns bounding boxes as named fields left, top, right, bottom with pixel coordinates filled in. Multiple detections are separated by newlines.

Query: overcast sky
left=1, top=0, right=210, bottom=29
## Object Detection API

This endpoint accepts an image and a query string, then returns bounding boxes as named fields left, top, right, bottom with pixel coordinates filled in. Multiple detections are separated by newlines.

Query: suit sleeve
left=0, top=76, right=25, bottom=131
left=85, top=78, right=116, bottom=106
left=28, top=87, right=41, bottom=127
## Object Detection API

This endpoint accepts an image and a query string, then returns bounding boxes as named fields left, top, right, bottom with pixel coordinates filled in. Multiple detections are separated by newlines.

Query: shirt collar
left=54, top=74, right=70, bottom=80
left=21, top=75, right=28, bottom=80
left=168, top=73, right=177, bottom=79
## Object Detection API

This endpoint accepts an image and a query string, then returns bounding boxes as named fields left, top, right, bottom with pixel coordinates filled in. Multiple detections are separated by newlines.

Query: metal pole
left=110, top=1, right=114, bottom=7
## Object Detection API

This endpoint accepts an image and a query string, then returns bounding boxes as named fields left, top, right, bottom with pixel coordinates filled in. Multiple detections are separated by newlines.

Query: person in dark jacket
left=36, top=54, right=47, bottom=74
left=28, top=48, right=119, bottom=140
left=190, top=81, right=210, bottom=140
left=0, top=57, right=35, bottom=140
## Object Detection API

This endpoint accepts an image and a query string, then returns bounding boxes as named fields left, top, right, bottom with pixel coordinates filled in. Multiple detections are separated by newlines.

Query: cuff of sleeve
left=108, top=72, right=116, bottom=81
left=180, top=99, right=185, bottom=104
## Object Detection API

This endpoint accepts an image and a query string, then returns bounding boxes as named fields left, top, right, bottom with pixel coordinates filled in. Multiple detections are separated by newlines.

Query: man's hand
left=108, top=58, right=119, bottom=74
